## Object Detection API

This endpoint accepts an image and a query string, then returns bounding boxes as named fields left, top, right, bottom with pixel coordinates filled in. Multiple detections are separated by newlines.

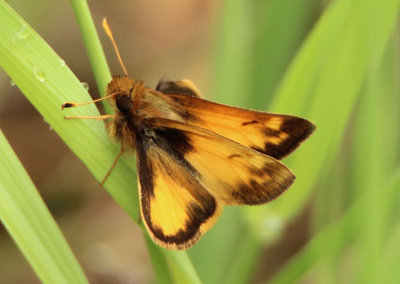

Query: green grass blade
left=210, top=0, right=253, bottom=107
left=350, top=57, right=388, bottom=284
left=70, top=0, right=111, bottom=97
left=379, top=221, right=400, bottom=283
left=258, top=0, right=400, bottom=222
left=375, top=37, right=400, bottom=284
left=251, top=0, right=320, bottom=109
left=144, top=233, right=174, bottom=284
left=0, top=0, right=139, bottom=221
left=189, top=207, right=242, bottom=284
left=309, top=159, right=346, bottom=283
left=163, top=250, right=202, bottom=284
left=0, top=130, right=88, bottom=283
left=143, top=225, right=202, bottom=284
left=237, top=0, right=400, bottom=280
left=268, top=167, right=400, bottom=283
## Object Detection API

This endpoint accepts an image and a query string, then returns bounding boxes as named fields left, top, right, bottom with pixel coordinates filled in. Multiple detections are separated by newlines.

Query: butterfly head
left=106, top=75, right=145, bottom=114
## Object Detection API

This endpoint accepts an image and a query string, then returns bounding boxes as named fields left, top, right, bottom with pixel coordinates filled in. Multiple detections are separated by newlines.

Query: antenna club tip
left=102, top=18, right=128, bottom=76
left=61, top=102, right=74, bottom=110
left=102, top=18, right=112, bottom=36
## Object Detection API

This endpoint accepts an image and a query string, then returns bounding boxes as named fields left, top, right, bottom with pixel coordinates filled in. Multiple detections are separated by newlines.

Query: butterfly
left=62, top=19, right=315, bottom=250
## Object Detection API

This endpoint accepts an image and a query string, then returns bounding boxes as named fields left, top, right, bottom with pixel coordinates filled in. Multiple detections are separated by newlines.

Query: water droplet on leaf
left=81, top=82, right=89, bottom=91
left=33, top=67, right=46, bottom=82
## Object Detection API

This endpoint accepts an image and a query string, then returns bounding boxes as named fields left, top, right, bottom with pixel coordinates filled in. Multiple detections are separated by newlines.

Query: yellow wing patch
left=136, top=134, right=221, bottom=250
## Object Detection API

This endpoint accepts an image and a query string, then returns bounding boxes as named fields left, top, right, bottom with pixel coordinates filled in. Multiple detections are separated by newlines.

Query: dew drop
left=14, top=26, right=29, bottom=41
left=59, top=59, right=66, bottom=67
left=10, top=79, right=16, bottom=86
left=11, top=24, right=30, bottom=43
left=81, top=82, right=89, bottom=91
left=17, top=27, right=29, bottom=40
left=33, top=67, right=46, bottom=82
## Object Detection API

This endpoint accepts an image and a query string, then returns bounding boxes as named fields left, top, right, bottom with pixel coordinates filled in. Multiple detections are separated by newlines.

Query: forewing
left=167, top=94, right=315, bottom=159
left=144, top=118, right=295, bottom=206
left=136, top=134, right=221, bottom=250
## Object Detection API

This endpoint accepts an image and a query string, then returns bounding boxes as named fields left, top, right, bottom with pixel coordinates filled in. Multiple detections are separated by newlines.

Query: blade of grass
left=254, top=0, right=400, bottom=224
left=378, top=220, right=400, bottom=283
left=376, top=35, right=400, bottom=284
left=310, top=157, right=346, bottom=283
left=142, top=225, right=202, bottom=284
left=163, top=250, right=202, bottom=284
left=0, top=130, right=88, bottom=283
left=350, top=55, right=388, bottom=284
left=144, top=233, right=174, bottom=284
left=70, top=0, right=111, bottom=98
left=223, top=233, right=261, bottom=284
left=0, top=0, right=139, bottom=221
left=240, top=0, right=400, bottom=281
left=210, top=0, right=254, bottom=107
left=268, top=166, right=400, bottom=283
left=251, top=0, right=321, bottom=109
left=189, top=207, right=242, bottom=284
left=309, top=9, right=400, bottom=284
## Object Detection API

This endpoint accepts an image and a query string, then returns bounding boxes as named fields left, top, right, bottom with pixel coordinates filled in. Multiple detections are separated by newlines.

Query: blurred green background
left=1, top=0, right=400, bottom=283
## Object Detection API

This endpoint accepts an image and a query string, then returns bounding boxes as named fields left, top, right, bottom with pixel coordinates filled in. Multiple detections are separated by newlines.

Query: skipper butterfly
left=62, top=19, right=315, bottom=250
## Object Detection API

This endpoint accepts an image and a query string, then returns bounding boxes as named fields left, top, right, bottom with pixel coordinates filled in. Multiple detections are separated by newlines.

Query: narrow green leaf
left=351, top=55, right=388, bottom=284
left=251, top=0, right=320, bottom=109
left=0, top=130, right=88, bottom=283
left=144, top=233, right=174, bottom=284
left=211, top=0, right=253, bottom=107
left=163, top=250, right=202, bottom=284
left=379, top=221, right=400, bottom=283
left=0, top=0, right=139, bottom=221
left=70, top=0, right=111, bottom=98
left=256, top=0, right=400, bottom=223
left=269, top=167, right=400, bottom=283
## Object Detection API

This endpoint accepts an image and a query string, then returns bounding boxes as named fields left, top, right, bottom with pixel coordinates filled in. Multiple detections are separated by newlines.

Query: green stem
left=70, top=0, right=112, bottom=112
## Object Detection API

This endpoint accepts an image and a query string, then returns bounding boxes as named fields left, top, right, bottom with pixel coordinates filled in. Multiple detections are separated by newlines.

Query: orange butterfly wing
left=136, top=118, right=295, bottom=249
left=166, top=93, right=315, bottom=160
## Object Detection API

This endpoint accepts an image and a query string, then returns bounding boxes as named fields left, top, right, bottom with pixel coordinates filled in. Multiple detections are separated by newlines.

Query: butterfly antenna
left=102, top=18, right=129, bottom=77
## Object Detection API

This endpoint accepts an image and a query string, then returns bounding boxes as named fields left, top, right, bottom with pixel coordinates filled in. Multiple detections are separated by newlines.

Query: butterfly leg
left=64, top=114, right=115, bottom=120
left=100, top=140, right=124, bottom=186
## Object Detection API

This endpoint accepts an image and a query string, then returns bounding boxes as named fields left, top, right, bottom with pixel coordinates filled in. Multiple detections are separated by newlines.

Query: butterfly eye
left=116, top=94, right=132, bottom=113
